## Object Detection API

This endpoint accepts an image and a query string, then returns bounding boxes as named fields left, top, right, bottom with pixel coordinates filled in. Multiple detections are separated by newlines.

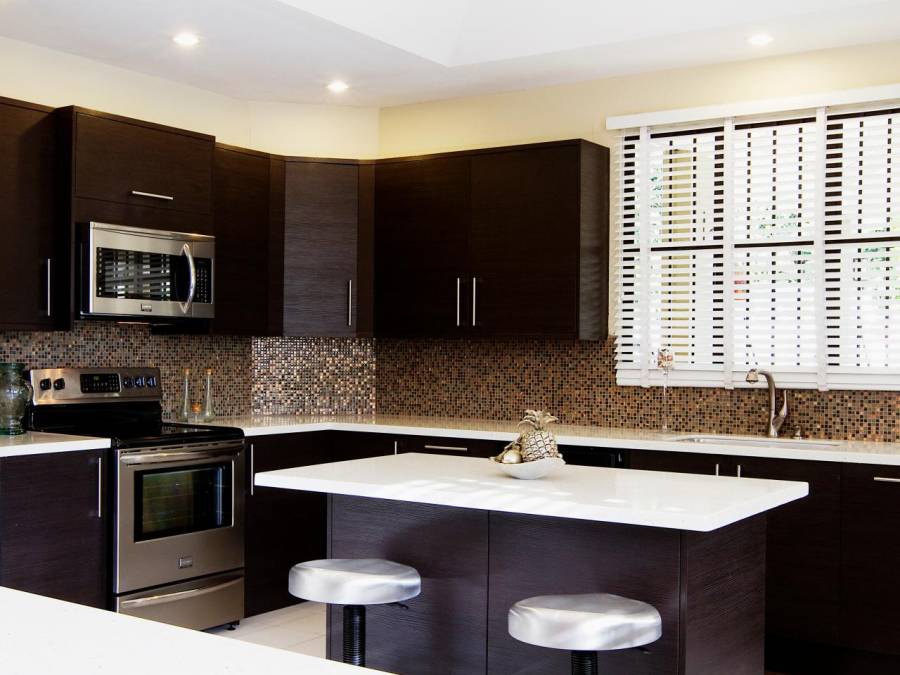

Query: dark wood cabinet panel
left=0, top=97, right=64, bottom=330
left=72, top=110, right=213, bottom=220
left=0, top=449, right=107, bottom=609
left=328, top=496, right=490, bottom=674
left=469, top=145, right=581, bottom=337
left=737, top=457, right=841, bottom=646
left=245, top=432, right=395, bottom=617
left=375, top=156, right=471, bottom=337
left=212, top=145, right=274, bottom=336
left=841, top=463, right=900, bottom=656
left=283, top=161, right=360, bottom=336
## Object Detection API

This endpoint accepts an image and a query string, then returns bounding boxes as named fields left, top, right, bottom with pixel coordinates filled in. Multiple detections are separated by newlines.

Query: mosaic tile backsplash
left=0, top=322, right=376, bottom=419
left=375, top=338, right=900, bottom=442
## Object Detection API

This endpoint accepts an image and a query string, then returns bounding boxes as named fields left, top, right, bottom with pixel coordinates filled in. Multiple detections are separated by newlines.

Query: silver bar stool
left=508, top=592, right=662, bottom=675
left=289, top=558, right=421, bottom=667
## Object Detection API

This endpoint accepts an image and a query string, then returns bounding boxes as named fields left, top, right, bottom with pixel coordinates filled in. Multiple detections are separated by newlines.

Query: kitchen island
left=256, top=453, right=808, bottom=674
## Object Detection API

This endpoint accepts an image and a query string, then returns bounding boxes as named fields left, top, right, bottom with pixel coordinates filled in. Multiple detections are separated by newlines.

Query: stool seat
left=289, top=558, right=421, bottom=606
left=508, top=593, right=662, bottom=652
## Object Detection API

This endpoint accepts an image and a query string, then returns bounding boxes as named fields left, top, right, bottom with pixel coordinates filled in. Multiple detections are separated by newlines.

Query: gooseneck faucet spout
left=745, top=369, right=788, bottom=438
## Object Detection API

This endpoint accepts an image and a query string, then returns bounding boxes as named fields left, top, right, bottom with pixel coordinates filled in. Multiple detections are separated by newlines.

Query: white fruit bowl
left=494, top=456, right=565, bottom=480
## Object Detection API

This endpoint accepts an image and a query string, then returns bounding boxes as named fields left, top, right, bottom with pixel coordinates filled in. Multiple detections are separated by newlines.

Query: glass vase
left=0, top=363, right=33, bottom=435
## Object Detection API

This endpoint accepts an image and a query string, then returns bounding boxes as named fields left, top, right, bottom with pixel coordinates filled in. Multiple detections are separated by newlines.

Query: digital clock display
left=80, top=373, right=120, bottom=393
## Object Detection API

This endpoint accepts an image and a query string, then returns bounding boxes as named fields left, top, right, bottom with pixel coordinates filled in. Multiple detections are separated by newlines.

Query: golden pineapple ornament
left=517, top=410, right=560, bottom=462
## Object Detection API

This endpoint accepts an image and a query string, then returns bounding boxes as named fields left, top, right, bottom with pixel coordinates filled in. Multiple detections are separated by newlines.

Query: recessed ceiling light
left=327, top=80, right=349, bottom=94
left=748, top=33, right=773, bottom=47
left=173, top=32, right=200, bottom=48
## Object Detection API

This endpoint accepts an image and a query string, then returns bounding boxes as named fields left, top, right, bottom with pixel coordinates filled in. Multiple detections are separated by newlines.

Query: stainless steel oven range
left=27, top=367, right=245, bottom=631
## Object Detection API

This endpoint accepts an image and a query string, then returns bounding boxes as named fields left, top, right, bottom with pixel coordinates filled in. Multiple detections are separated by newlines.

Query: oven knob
left=146, top=376, right=157, bottom=388
left=39, top=378, right=52, bottom=391
left=53, top=378, right=65, bottom=391
left=134, top=376, right=145, bottom=388
left=122, top=376, right=133, bottom=389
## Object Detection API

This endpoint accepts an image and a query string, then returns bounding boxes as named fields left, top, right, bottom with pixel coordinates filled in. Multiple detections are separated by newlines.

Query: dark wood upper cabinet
left=0, top=449, right=108, bottom=609
left=0, top=97, right=65, bottom=330
left=212, top=144, right=276, bottom=336
left=282, top=160, right=371, bottom=336
left=375, top=156, right=471, bottom=337
left=64, top=108, right=214, bottom=234
left=374, top=140, right=608, bottom=339
left=469, top=142, right=607, bottom=338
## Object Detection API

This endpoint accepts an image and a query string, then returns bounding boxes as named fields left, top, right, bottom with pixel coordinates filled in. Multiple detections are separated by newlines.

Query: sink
left=672, top=434, right=841, bottom=451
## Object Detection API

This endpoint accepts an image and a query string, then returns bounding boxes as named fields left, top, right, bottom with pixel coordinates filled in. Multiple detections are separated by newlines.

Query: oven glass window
left=135, top=463, right=232, bottom=541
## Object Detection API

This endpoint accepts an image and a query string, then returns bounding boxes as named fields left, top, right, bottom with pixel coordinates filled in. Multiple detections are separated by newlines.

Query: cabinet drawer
left=398, top=435, right=503, bottom=458
left=74, top=112, right=213, bottom=216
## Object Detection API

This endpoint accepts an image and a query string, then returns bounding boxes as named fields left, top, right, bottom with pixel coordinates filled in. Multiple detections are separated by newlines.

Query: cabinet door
left=374, top=157, right=470, bottom=336
left=212, top=145, right=274, bottom=336
left=73, top=111, right=213, bottom=217
left=0, top=449, right=107, bottom=608
left=630, top=449, right=729, bottom=475
left=283, top=161, right=359, bottom=336
left=737, top=458, right=841, bottom=646
left=841, top=463, right=900, bottom=656
left=469, top=145, right=580, bottom=337
left=0, top=99, right=61, bottom=330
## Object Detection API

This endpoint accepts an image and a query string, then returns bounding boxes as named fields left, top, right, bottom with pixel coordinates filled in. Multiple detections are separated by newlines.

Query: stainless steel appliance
left=27, top=367, right=244, bottom=631
left=80, top=222, right=215, bottom=320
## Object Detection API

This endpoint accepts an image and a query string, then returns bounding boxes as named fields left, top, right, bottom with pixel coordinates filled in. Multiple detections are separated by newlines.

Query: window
left=615, top=105, right=900, bottom=390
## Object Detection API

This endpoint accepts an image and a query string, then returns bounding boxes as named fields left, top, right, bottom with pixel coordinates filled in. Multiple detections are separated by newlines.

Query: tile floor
left=207, top=602, right=327, bottom=657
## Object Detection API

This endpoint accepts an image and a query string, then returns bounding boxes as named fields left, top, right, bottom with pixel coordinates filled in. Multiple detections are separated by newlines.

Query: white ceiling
left=0, top=0, right=899, bottom=107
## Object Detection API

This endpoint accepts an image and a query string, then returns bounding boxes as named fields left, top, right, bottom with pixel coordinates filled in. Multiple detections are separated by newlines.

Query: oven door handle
left=119, top=577, right=243, bottom=609
left=120, top=448, right=240, bottom=465
left=178, top=242, right=197, bottom=315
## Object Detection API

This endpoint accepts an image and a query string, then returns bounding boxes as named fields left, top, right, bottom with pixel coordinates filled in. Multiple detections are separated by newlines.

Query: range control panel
left=29, top=367, right=162, bottom=405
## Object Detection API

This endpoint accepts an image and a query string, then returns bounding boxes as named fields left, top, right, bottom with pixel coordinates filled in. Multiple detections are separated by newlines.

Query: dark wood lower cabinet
left=244, top=432, right=395, bottom=617
left=0, top=449, right=108, bottom=609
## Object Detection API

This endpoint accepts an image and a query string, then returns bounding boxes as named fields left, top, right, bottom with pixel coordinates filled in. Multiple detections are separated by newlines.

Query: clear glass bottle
left=202, top=368, right=215, bottom=421
left=178, top=368, right=191, bottom=422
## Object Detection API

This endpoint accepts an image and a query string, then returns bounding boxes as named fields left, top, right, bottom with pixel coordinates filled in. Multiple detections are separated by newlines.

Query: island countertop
left=254, top=452, right=808, bottom=532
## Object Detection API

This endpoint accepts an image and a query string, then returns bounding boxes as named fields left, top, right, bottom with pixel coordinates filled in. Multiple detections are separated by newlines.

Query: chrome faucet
left=745, top=369, right=788, bottom=438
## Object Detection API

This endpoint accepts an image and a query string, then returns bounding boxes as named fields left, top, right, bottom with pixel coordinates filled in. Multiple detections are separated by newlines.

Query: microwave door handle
left=178, top=242, right=197, bottom=315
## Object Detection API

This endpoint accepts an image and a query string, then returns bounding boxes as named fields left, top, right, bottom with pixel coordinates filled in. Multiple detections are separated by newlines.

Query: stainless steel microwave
left=81, top=222, right=214, bottom=320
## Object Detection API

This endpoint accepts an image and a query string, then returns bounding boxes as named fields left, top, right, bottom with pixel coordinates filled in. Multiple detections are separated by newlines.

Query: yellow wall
left=378, top=40, right=900, bottom=157
left=0, top=36, right=379, bottom=157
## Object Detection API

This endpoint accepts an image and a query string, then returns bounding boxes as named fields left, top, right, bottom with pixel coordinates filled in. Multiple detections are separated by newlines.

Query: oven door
left=115, top=441, right=244, bottom=594
left=84, top=222, right=215, bottom=320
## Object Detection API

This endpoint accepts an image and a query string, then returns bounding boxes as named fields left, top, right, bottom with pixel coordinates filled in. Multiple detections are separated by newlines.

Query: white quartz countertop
left=209, top=414, right=900, bottom=465
left=0, top=586, right=375, bottom=675
left=254, top=452, right=808, bottom=532
left=0, top=431, right=110, bottom=458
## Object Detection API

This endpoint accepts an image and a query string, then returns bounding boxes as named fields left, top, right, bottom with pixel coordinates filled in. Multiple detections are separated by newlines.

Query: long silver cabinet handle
left=45, top=258, right=52, bottom=317
left=736, top=464, right=742, bottom=478
left=250, top=443, right=255, bottom=496
left=131, top=190, right=174, bottom=201
left=456, top=278, right=461, bottom=327
left=471, top=277, right=477, bottom=326
left=424, top=444, right=468, bottom=453
left=393, top=440, right=398, bottom=455
left=119, top=577, right=243, bottom=609
left=874, top=476, right=900, bottom=483
left=97, top=456, right=103, bottom=519
left=347, top=280, right=353, bottom=327
left=714, top=463, right=720, bottom=476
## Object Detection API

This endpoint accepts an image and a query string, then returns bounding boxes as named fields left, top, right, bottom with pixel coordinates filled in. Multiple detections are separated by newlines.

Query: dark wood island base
left=325, top=495, right=766, bottom=675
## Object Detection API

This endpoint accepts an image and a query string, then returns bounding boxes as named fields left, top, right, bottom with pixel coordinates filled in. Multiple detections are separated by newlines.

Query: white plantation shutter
left=615, top=103, right=900, bottom=390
